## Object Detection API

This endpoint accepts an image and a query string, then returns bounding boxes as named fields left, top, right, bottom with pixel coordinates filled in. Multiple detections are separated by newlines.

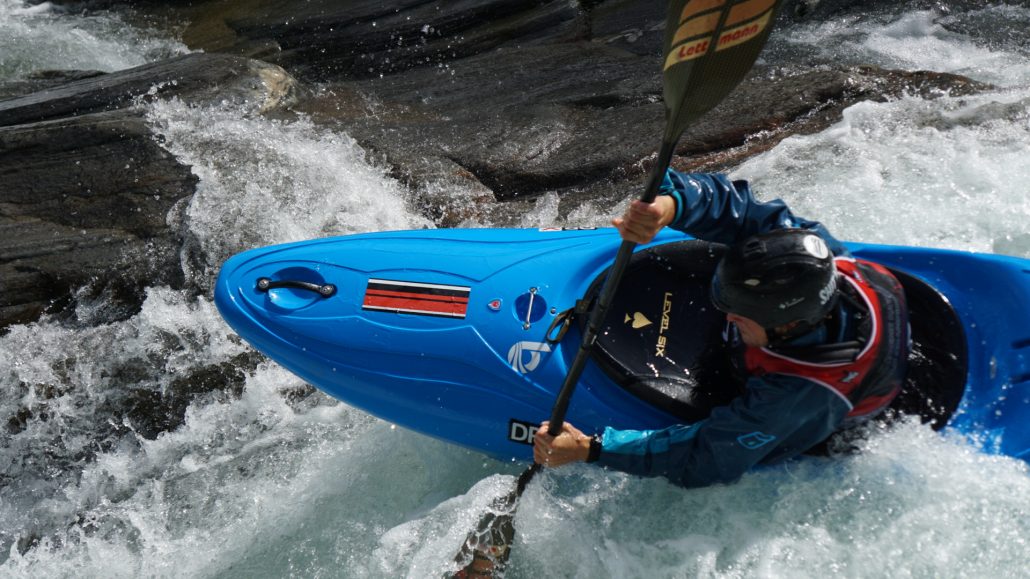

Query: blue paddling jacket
left=595, top=171, right=873, bottom=488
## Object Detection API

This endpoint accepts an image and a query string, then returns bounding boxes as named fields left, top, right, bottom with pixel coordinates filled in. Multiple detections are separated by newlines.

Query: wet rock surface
left=0, top=53, right=299, bottom=330
left=307, top=60, right=986, bottom=211
left=0, top=52, right=299, bottom=125
left=1, top=0, right=994, bottom=330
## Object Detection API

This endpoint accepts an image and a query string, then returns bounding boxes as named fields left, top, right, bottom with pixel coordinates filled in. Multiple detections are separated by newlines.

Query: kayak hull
left=215, top=228, right=1030, bottom=462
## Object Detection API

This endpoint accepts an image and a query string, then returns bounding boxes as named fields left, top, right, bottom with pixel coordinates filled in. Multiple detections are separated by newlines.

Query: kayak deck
left=214, top=228, right=1030, bottom=462
left=586, top=240, right=968, bottom=434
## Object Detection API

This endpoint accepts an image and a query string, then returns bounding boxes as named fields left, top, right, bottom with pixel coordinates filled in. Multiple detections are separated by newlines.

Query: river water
left=2, top=1, right=1029, bottom=577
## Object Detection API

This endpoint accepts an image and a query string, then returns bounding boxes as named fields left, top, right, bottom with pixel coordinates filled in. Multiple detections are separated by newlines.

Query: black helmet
left=711, top=229, right=839, bottom=329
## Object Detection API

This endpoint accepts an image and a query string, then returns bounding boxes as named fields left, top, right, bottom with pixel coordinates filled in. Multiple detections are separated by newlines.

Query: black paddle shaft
left=453, top=1, right=786, bottom=574
left=546, top=0, right=784, bottom=435
left=546, top=139, right=675, bottom=434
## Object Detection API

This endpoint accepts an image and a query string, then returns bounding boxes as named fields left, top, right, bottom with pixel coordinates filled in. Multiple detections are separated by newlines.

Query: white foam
left=504, top=420, right=1030, bottom=577
left=732, top=88, right=1030, bottom=257
left=146, top=99, right=433, bottom=279
left=0, top=0, right=188, bottom=79
left=782, top=8, right=1030, bottom=87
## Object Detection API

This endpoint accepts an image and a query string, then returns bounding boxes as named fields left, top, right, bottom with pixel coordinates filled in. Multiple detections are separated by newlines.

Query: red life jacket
left=743, top=258, right=910, bottom=418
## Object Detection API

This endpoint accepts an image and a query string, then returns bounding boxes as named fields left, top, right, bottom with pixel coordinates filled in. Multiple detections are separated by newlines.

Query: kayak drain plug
left=256, top=277, right=337, bottom=298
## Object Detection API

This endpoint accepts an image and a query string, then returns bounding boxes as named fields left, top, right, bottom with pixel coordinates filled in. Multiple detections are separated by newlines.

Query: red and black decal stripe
left=362, top=279, right=470, bottom=318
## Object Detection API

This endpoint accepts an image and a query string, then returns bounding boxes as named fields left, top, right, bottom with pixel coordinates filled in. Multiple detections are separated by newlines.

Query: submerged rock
left=122, top=352, right=261, bottom=440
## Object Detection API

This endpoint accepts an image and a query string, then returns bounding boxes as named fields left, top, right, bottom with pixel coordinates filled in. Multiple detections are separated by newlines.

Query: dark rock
left=0, top=110, right=194, bottom=330
left=0, top=54, right=300, bottom=331
left=0, top=70, right=106, bottom=102
left=6, top=407, right=33, bottom=435
left=296, top=58, right=988, bottom=211
left=298, top=40, right=663, bottom=204
left=122, top=352, right=260, bottom=440
left=158, top=0, right=588, bottom=82
left=0, top=53, right=298, bottom=127
left=586, top=0, right=665, bottom=56
left=0, top=110, right=195, bottom=233
left=0, top=215, right=178, bottom=329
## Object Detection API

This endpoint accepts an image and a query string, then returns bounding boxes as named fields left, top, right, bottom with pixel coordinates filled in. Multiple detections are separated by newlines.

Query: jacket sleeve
left=596, top=374, right=851, bottom=488
left=660, top=170, right=850, bottom=257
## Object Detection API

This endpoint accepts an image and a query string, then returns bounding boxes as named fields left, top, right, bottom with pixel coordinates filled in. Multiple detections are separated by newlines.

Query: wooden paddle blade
left=663, top=0, right=783, bottom=139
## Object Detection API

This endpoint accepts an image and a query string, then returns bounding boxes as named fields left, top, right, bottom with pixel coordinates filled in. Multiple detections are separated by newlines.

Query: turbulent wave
left=0, top=0, right=187, bottom=79
left=737, top=5, right=1030, bottom=256
left=145, top=99, right=432, bottom=285
left=735, top=88, right=1030, bottom=257
left=772, top=8, right=1030, bottom=87
left=508, top=419, right=1029, bottom=577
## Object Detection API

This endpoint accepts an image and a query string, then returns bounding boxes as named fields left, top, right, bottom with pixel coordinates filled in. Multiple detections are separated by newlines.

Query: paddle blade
left=451, top=465, right=538, bottom=577
left=662, top=0, right=783, bottom=139
left=451, top=503, right=516, bottom=577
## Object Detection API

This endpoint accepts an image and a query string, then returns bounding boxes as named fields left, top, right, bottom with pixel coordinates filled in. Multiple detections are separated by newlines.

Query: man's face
left=726, top=313, right=769, bottom=348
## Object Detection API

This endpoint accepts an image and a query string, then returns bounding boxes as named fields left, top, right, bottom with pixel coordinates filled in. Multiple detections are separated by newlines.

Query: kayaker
left=533, top=170, right=910, bottom=487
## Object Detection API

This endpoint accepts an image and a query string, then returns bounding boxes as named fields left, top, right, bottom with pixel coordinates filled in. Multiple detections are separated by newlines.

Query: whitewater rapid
left=1, top=2, right=1028, bottom=577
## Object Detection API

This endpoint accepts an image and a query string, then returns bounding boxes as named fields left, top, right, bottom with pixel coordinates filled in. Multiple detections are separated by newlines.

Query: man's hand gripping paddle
left=452, top=1, right=784, bottom=576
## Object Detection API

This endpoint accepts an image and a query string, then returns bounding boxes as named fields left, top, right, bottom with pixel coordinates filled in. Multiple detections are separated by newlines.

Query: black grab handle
left=256, top=277, right=337, bottom=298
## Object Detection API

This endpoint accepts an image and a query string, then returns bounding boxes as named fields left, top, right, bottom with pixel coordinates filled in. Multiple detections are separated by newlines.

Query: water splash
left=0, top=0, right=188, bottom=79
left=733, top=89, right=1030, bottom=257
left=506, top=419, right=1029, bottom=578
left=778, top=8, right=1030, bottom=87
left=146, top=99, right=433, bottom=283
left=0, top=288, right=248, bottom=569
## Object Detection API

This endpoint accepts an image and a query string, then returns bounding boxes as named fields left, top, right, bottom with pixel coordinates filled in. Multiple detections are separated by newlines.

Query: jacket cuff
left=659, top=187, right=683, bottom=227
left=586, top=434, right=603, bottom=463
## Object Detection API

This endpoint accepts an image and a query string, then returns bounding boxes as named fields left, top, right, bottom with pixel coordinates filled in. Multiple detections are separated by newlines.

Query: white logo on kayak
left=508, top=341, right=552, bottom=373
left=508, top=419, right=539, bottom=444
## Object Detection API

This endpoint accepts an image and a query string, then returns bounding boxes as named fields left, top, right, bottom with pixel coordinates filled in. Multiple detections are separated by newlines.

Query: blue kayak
left=214, top=228, right=1030, bottom=462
